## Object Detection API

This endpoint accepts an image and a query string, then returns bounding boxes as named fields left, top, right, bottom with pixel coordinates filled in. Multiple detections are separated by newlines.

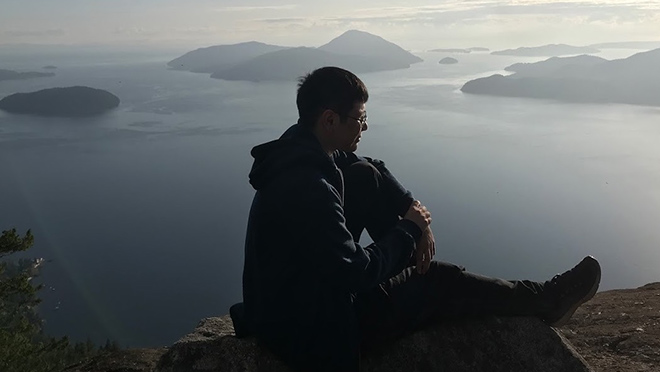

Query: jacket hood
left=248, top=122, right=336, bottom=190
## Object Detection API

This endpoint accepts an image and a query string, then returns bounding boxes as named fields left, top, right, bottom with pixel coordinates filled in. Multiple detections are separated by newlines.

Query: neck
left=311, top=125, right=335, bottom=157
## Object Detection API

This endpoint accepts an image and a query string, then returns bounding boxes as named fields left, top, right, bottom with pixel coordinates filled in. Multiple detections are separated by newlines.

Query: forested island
left=462, top=48, right=660, bottom=107
left=439, top=57, right=458, bottom=64
left=491, top=44, right=600, bottom=57
left=0, top=68, right=54, bottom=81
left=169, top=30, right=423, bottom=82
left=0, top=86, right=120, bottom=117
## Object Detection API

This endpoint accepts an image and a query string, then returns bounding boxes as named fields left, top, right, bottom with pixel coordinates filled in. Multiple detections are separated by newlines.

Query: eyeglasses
left=345, top=113, right=368, bottom=128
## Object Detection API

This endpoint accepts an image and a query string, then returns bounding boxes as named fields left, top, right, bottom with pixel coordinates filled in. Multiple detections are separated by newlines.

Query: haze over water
left=1, top=47, right=660, bottom=348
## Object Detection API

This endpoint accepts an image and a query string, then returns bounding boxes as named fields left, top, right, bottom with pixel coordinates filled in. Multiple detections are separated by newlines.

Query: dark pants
left=342, top=161, right=549, bottom=355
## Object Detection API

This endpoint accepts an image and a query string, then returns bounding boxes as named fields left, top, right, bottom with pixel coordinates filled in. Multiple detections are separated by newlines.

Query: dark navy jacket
left=240, top=123, right=420, bottom=371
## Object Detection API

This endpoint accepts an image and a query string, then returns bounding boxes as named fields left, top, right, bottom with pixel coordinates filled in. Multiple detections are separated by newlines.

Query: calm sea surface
left=1, top=48, right=659, bottom=347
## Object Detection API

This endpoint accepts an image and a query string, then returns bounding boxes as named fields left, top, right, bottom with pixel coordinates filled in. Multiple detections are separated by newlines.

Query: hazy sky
left=2, top=0, right=659, bottom=50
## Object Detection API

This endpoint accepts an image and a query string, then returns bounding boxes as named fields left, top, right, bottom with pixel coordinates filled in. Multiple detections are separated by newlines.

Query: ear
left=317, top=109, right=338, bottom=132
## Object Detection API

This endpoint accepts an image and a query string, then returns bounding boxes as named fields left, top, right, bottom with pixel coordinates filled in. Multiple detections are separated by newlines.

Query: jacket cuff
left=397, top=192, right=415, bottom=218
left=396, top=219, right=423, bottom=242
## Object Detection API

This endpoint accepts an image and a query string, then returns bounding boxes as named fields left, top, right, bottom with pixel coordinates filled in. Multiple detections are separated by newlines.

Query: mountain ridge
left=170, top=30, right=422, bottom=82
left=492, top=44, right=600, bottom=57
left=462, top=48, right=660, bottom=107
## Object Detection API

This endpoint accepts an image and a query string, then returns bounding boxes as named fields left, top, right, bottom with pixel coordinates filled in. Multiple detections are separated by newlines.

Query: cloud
left=172, top=26, right=222, bottom=35
left=257, top=17, right=307, bottom=24
left=252, top=1, right=660, bottom=28
left=213, top=4, right=298, bottom=12
left=3, top=29, right=65, bottom=37
left=113, top=27, right=159, bottom=36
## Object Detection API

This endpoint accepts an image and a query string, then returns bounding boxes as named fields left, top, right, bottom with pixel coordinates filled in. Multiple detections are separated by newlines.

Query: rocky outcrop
left=156, top=315, right=592, bottom=372
left=62, top=283, right=660, bottom=372
left=560, top=282, right=660, bottom=372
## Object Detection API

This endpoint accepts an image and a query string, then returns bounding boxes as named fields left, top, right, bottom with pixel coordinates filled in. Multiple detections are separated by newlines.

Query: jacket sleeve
left=333, top=151, right=414, bottom=217
left=302, top=178, right=421, bottom=293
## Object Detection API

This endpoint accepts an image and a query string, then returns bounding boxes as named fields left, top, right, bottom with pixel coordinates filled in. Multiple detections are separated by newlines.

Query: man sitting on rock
left=232, top=66, right=602, bottom=372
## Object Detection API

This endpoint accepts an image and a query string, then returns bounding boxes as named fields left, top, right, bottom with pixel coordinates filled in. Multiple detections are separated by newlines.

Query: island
left=172, top=30, right=423, bottom=82
left=491, top=44, right=600, bottom=57
left=43, top=65, right=58, bottom=70
left=588, top=41, right=660, bottom=50
left=317, top=30, right=422, bottom=66
left=429, top=47, right=489, bottom=53
left=0, top=69, right=55, bottom=82
left=438, top=57, right=458, bottom=65
left=0, top=86, right=120, bottom=117
left=461, top=48, right=660, bottom=107
left=504, top=55, right=607, bottom=77
left=167, top=41, right=289, bottom=73
left=430, top=48, right=471, bottom=53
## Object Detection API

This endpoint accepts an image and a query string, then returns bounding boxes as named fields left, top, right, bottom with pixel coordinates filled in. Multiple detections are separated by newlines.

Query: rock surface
left=154, top=315, right=591, bottom=372
left=560, top=282, right=660, bottom=372
left=63, top=283, right=660, bottom=372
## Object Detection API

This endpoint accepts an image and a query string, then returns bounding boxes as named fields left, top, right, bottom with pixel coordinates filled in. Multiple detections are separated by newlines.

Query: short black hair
left=296, top=66, right=369, bottom=128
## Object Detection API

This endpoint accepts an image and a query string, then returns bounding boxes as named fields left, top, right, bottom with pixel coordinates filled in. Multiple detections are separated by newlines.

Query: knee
left=427, top=261, right=466, bottom=279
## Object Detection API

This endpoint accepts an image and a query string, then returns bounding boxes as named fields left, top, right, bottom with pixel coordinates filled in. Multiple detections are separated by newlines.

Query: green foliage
left=0, top=228, right=121, bottom=372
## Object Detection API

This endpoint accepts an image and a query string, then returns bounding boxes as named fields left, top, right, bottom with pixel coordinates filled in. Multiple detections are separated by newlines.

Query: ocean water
left=1, top=48, right=659, bottom=347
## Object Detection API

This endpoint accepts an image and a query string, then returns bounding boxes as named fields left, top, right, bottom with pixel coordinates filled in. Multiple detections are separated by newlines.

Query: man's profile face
left=337, top=102, right=367, bottom=153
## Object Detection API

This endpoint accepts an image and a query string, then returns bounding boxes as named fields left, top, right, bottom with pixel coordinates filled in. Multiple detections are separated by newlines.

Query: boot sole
left=549, top=256, right=601, bottom=327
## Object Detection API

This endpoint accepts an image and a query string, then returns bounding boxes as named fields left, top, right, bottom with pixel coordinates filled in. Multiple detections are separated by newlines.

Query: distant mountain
left=209, top=30, right=422, bottom=81
left=42, top=65, right=58, bottom=70
left=461, top=48, right=660, bottom=107
left=0, top=69, right=55, bottom=82
left=492, top=44, right=600, bottom=57
left=211, top=47, right=407, bottom=82
left=439, top=57, right=458, bottom=65
left=167, top=41, right=289, bottom=73
left=318, top=30, right=422, bottom=65
left=430, top=48, right=470, bottom=53
left=468, top=47, right=490, bottom=52
left=588, top=41, right=660, bottom=50
left=0, top=86, right=120, bottom=117
left=577, top=48, right=660, bottom=83
left=504, top=55, right=607, bottom=77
